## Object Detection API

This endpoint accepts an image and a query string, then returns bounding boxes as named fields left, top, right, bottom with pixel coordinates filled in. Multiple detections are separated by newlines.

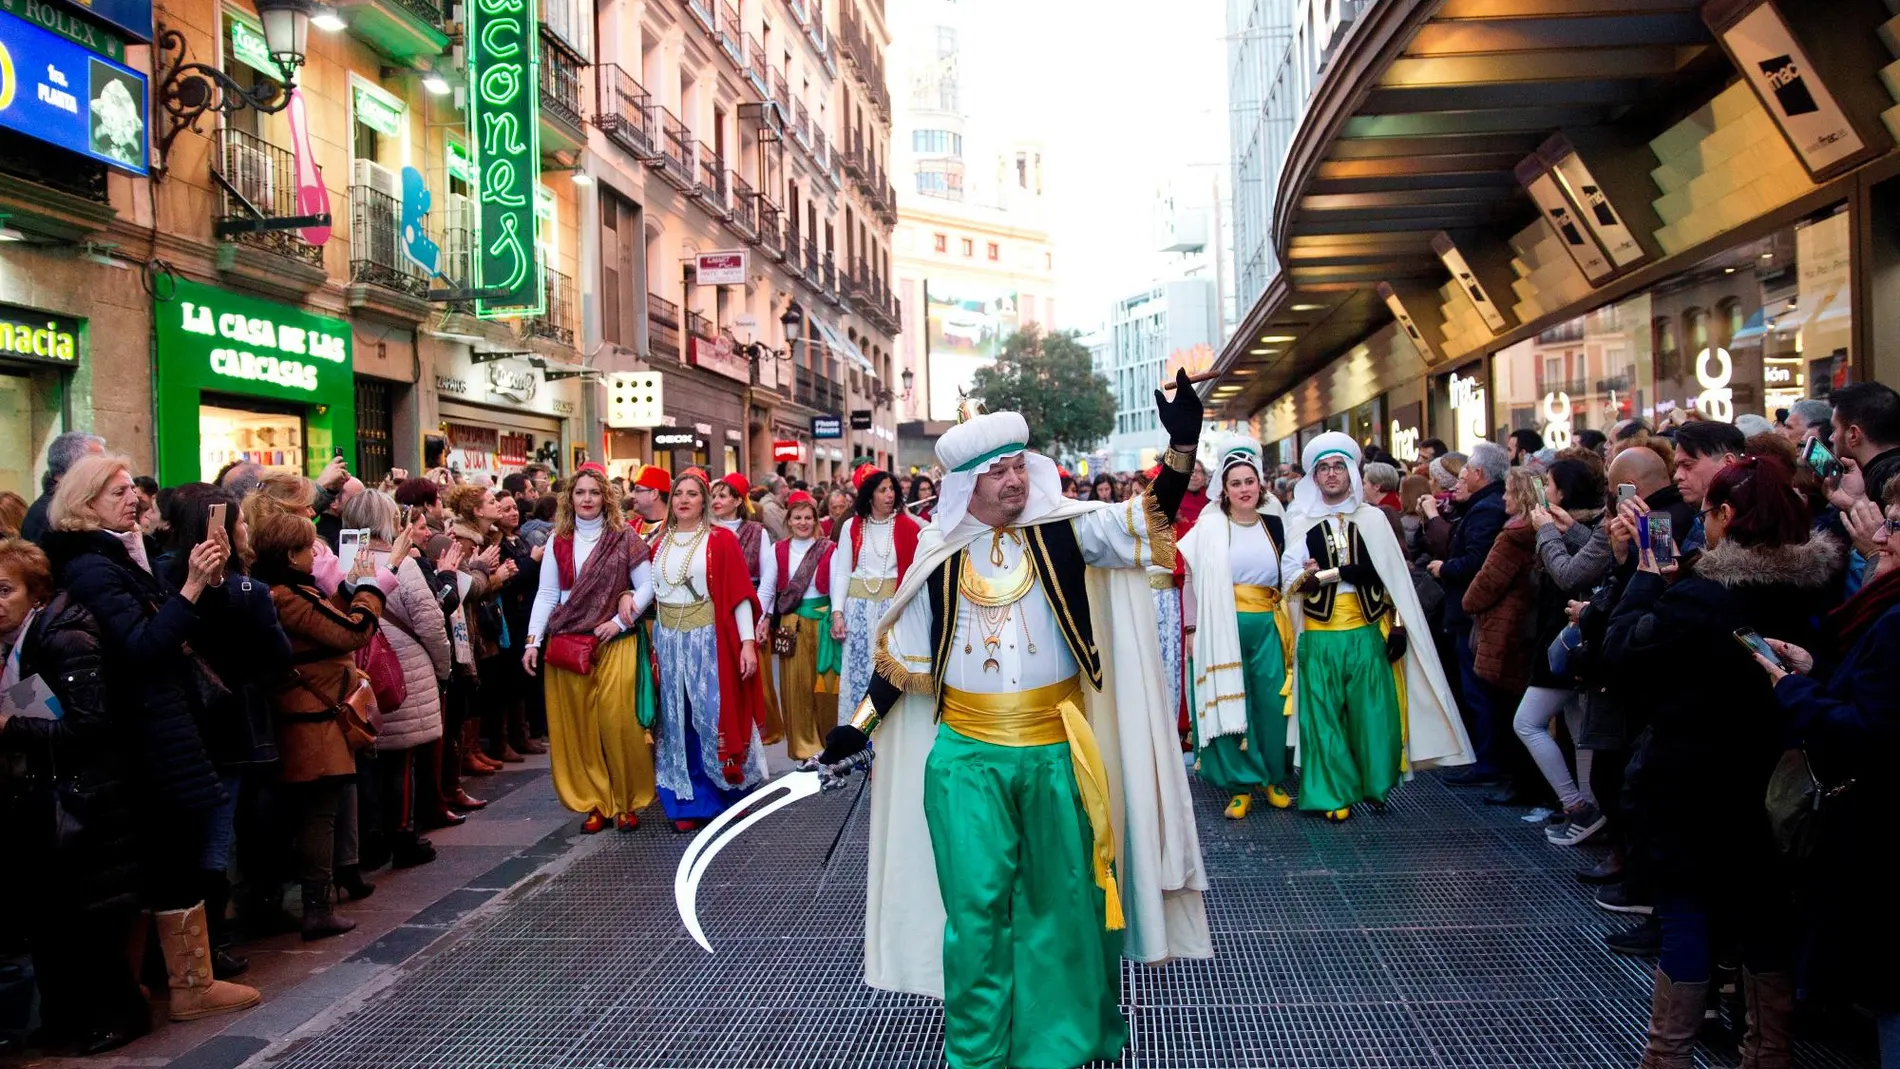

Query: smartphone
left=334, top=447, right=346, bottom=461
left=1804, top=437, right=1844, bottom=480
left=206, top=501, right=228, bottom=539
left=1617, top=483, right=1638, bottom=507
left=1733, top=627, right=1784, bottom=669
left=1636, top=513, right=1651, bottom=553
left=1648, top=513, right=1675, bottom=564
left=1532, top=475, right=1549, bottom=509
left=338, top=529, right=369, bottom=575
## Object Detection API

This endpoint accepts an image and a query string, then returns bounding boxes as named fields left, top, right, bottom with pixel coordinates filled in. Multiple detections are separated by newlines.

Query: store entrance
left=200, top=393, right=310, bottom=482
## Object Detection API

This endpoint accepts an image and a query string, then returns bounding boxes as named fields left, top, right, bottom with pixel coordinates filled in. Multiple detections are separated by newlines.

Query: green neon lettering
left=481, top=110, right=525, bottom=156
left=476, top=0, right=522, bottom=14
left=486, top=214, right=530, bottom=293
left=480, top=17, right=521, bottom=59
left=482, top=159, right=527, bottom=206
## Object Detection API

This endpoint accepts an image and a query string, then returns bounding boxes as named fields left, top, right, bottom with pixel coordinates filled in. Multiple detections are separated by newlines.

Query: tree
left=968, top=325, right=1117, bottom=456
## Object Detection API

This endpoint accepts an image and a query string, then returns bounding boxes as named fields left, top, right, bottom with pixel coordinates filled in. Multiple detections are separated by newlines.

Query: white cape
left=1280, top=504, right=1474, bottom=771
left=1177, top=497, right=1285, bottom=742
left=863, top=500, right=1213, bottom=999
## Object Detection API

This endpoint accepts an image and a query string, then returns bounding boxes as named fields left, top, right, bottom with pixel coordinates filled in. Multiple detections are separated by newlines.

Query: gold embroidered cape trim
left=1141, top=491, right=1178, bottom=571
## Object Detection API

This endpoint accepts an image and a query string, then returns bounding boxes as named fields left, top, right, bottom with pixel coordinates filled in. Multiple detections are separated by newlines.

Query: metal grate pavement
left=264, top=769, right=1877, bottom=1068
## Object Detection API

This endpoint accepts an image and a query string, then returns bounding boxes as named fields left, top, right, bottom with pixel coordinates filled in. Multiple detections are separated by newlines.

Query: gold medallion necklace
left=959, top=529, right=1036, bottom=672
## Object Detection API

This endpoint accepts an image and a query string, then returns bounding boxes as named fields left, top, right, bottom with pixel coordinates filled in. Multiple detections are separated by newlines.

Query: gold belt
left=1233, top=583, right=1282, bottom=613
left=656, top=597, right=714, bottom=631
left=1306, top=591, right=1372, bottom=632
left=940, top=677, right=1124, bottom=931
left=1148, top=572, right=1178, bottom=591
left=846, top=577, right=894, bottom=601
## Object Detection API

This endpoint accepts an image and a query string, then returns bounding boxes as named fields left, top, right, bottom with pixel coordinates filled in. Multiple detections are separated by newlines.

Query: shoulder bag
left=353, top=625, right=406, bottom=717
left=292, top=670, right=379, bottom=752
left=1764, top=748, right=1856, bottom=860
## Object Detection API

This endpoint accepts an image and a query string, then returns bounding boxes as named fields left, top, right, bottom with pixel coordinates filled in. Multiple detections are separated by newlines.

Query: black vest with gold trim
left=1299, top=516, right=1392, bottom=625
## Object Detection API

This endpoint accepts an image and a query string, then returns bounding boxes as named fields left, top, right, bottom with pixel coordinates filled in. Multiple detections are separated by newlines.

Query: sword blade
left=674, top=770, right=824, bottom=953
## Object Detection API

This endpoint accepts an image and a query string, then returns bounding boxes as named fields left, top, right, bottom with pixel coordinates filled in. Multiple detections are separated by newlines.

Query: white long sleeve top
left=653, top=524, right=756, bottom=640
left=783, top=538, right=828, bottom=606
left=715, top=517, right=777, bottom=615
left=526, top=515, right=654, bottom=640
left=1228, top=518, right=1283, bottom=587
left=829, top=514, right=901, bottom=614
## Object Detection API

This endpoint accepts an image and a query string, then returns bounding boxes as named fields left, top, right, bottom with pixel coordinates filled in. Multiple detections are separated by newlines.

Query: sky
left=888, top=0, right=1232, bottom=333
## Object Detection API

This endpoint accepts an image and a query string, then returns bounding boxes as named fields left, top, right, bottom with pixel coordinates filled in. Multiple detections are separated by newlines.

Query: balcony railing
left=697, top=151, right=728, bottom=208
left=648, top=292, right=680, bottom=359
left=685, top=309, right=716, bottom=343
left=793, top=100, right=811, bottom=146
left=215, top=128, right=325, bottom=269
left=772, top=70, right=790, bottom=112
left=539, top=28, right=584, bottom=132
left=803, top=239, right=821, bottom=286
left=349, top=185, right=429, bottom=297
left=807, top=1, right=826, bottom=52
left=757, top=197, right=782, bottom=257
left=658, top=108, right=695, bottom=188
left=730, top=173, right=756, bottom=236
left=745, top=35, right=768, bottom=97
left=685, top=0, right=714, bottom=32
left=595, top=64, right=658, bottom=159
left=717, top=0, right=742, bottom=65
left=788, top=0, right=809, bottom=27
left=821, top=253, right=836, bottom=295
left=525, top=268, right=574, bottom=345
left=387, top=0, right=446, bottom=28
left=812, top=129, right=828, bottom=170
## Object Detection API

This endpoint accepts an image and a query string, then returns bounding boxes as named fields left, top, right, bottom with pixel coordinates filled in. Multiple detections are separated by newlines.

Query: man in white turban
left=817, top=372, right=1213, bottom=1069
left=1279, top=432, right=1473, bottom=821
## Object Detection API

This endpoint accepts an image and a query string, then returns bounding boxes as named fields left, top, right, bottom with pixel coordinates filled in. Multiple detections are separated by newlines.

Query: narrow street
left=189, top=769, right=1871, bottom=1069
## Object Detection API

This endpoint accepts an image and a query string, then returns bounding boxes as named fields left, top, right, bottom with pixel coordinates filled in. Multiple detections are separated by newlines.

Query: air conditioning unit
left=223, top=139, right=276, bottom=212
left=353, top=158, right=401, bottom=197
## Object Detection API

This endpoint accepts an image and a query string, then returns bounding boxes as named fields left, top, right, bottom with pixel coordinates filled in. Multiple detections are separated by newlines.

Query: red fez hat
left=576, top=462, right=607, bottom=479
left=720, top=472, right=751, bottom=498
left=633, top=465, right=671, bottom=494
left=786, top=490, right=816, bottom=509
left=851, top=463, right=878, bottom=491
left=679, top=466, right=710, bottom=485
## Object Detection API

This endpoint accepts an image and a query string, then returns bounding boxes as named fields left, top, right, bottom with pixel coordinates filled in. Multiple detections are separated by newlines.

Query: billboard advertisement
left=0, top=8, right=149, bottom=174
left=925, top=281, right=1018, bottom=421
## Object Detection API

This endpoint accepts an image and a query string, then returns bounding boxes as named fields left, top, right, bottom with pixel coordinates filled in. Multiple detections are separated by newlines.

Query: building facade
left=0, top=0, right=896, bottom=506
left=1098, top=280, right=1217, bottom=472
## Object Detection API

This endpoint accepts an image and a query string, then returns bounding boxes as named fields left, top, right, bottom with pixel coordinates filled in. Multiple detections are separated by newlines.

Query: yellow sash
left=1235, top=583, right=1297, bottom=689
left=940, top=676, right=1124, bottom=931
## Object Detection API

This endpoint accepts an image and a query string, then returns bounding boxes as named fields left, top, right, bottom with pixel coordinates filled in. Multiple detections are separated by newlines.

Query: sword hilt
left=819, top=747, right=873, bottom=791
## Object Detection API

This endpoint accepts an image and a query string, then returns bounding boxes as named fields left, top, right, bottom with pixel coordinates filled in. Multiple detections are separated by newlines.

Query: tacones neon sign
left=467, top=0, right=543, bottom=317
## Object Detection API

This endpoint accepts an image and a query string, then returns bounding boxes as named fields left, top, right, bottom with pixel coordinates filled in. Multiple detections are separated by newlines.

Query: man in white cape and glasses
left=1278, top=432, right=1473, bottom=821
left=816, top=372, right=1213, bottom=1069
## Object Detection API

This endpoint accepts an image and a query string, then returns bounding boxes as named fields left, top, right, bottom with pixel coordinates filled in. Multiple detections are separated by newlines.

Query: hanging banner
left=1516, top=156, right=1613, bottom=284
left=1540, top=135, right=1646, bottom=269
left=468, top=0, right=544, bottom=317
left=1705, top=0, right=1873, bottom=181
left=1431, top=233, right=1507, bottom=335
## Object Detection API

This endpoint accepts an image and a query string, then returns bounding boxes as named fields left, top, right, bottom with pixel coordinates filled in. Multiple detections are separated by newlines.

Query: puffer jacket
left=377, top=552, right=449, bottom=750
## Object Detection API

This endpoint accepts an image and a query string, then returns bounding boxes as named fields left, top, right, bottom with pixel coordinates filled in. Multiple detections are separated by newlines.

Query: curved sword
left=674, top=770, right=824, bottom=953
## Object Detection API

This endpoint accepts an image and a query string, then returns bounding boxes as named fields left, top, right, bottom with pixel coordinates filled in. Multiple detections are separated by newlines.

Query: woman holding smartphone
left=1603, top=455, right=1844, bottom=1069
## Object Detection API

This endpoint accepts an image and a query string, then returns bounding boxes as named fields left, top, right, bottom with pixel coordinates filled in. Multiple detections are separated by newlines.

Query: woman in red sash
left=650, top=473, right=768, bottom=831
left=770, top=492, right=842, bottom=762
left=829, top=467, right=918, bottom=726
left=711, top=473, right=783, bottom=745
left=522, top=466, right=655, bottom=833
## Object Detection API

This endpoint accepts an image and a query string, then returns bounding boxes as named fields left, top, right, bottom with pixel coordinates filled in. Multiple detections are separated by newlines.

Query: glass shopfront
left=1431, top=361, right=1489, bottom=455
left=0, top=301, right=80, bottom=500
left=1495, top=206, right=1850, bottom=437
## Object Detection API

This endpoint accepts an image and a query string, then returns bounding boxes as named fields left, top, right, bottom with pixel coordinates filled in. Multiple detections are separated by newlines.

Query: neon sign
left=1389, top=421, right=1420, bottom=462
left=467, top=0, right=543, bottom=317
left=1448, top=371, right=1487, bottom=454
left=1693, top=346, right=1734, bottom=423
left=1540, top=391, right=1573, bottom=449
left=176, top=295, right=347, bottom=394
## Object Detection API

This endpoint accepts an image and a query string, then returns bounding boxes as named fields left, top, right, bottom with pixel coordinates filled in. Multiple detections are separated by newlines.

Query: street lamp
left=154, top=0, right=316, bottom=166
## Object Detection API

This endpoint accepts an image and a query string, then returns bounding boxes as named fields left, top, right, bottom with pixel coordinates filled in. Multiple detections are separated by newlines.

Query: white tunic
left=653, top=525, right=756, bottom=639
left=783, top=537, right=828, bottom=606
left=829, top=514, right=902, bottom=614
left=715, top=517, right=777, bottom=615
left=1227, top=519, right=1282, bottom=587
left=525, top=514, right=655, bottom=639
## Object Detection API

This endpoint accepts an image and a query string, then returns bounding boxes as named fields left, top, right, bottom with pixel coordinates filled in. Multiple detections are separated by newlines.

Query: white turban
left=1291, top=432, right=1365, bottom=518
left=932, top=411, right=1066, bottom=534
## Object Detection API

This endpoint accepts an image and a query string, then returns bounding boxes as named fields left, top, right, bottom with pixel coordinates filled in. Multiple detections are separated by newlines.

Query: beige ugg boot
left=1638, top=969, right=1707, bottom=1069
left=154, top=903, right=262, bottom=1022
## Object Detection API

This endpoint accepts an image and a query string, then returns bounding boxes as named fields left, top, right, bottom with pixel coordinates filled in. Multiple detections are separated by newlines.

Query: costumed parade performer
left=1179, top=434, right=1295, bottom=819
left=627, top=464, right=671, bottom=546
left=1142, top=463, right=1189, bottom=744
left=711, top=473, right=784, bottom=745
left=814, top=372, right=1215, bottom=1069
left=770, top=491, right=842, bottom=762
left=651, top=472, right=768, bottom=832
left=1278, top=432, right=1473, bottom=820
left=522, top=465, right=657, bottom=833
left=829, top=467, right=919, bottom=726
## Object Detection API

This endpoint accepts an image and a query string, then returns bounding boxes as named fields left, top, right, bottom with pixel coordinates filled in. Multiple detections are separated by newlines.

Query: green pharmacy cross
left=467, top=0, right=543, bottom=318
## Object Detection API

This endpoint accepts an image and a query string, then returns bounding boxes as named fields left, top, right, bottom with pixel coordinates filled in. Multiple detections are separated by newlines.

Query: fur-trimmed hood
left=1693, top=531, right=1845, bottom=590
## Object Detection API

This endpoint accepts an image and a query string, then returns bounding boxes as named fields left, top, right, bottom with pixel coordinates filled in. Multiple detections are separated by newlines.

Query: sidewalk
left=3, top=755, right=585, bottom=1069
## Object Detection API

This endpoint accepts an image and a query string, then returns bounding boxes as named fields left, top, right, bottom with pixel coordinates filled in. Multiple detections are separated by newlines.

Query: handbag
left=293, top=670, right=379, bottom=752
left=1764, top=748, right=1855, bottom=860
left=353, top=627, right=406, bottom=720
left=545, top=633, right=599, bottom=675
left=771, top=620, right=797, bottom=658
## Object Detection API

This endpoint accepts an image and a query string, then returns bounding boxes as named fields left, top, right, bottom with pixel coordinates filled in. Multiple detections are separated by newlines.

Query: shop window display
left=200, top=402, right=305, bottom=481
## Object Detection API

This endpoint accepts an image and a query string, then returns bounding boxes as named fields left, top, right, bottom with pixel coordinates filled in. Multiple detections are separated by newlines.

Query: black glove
left=1337, top=562, right=1381, bottom=588
left=1385, top=627, right=1408, bottom=664
left=818, top=725, right=870, bottom=767
left=1152, top=367, right=1205, bottom=448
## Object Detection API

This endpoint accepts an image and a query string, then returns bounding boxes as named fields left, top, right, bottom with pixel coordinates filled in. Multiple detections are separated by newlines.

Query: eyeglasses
left=1314, top=461, right=1351, bottom=475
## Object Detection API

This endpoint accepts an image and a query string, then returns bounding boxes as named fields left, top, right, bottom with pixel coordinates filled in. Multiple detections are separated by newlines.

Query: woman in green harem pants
left=1180, top=434, right=1295, bottom=820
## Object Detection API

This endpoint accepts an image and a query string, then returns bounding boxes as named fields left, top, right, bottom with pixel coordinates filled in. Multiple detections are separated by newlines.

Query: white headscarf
left=931, top=411, right=1066, bottom=535
left=1290, top=432, right=1364, bottom=519
left=1212, top=432, right=1265, bottom=504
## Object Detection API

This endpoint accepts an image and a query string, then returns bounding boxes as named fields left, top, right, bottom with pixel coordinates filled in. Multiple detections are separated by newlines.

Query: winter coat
left=1436, top=480, right=1506, bottom=631
left=1461, top=519, right=1538, bottom=693
left=0, top=593, right=139, bottom=916
left=38, top=529, right=225, bottom=813
left=1527, top=510, right=1603, bottom=688
left=449, top=520, right=505, bottom=659
left=374, top=553, right=449, bottom=751
left=157, top=552, right=294, bottom=767
left=1774, top=595, right=1900, bottom=1009
left=1861, top=445, right=1900, bottom=504
left=266, top=573, right=387, bottom=783
left=1602, top=534, right=1844, bottom=894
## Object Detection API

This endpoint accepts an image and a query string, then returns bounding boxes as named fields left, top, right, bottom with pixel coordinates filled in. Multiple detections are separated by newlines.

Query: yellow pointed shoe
left=1322, top=807, right=1352, bottom=822
left=1224, top=794, right=1253, bottom=820
left=1263, top=784, right=1294, bottom=810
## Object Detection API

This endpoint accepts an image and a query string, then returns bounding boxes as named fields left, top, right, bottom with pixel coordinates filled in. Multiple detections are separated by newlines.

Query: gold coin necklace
left=960, top=529, right=1035, bottom=673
